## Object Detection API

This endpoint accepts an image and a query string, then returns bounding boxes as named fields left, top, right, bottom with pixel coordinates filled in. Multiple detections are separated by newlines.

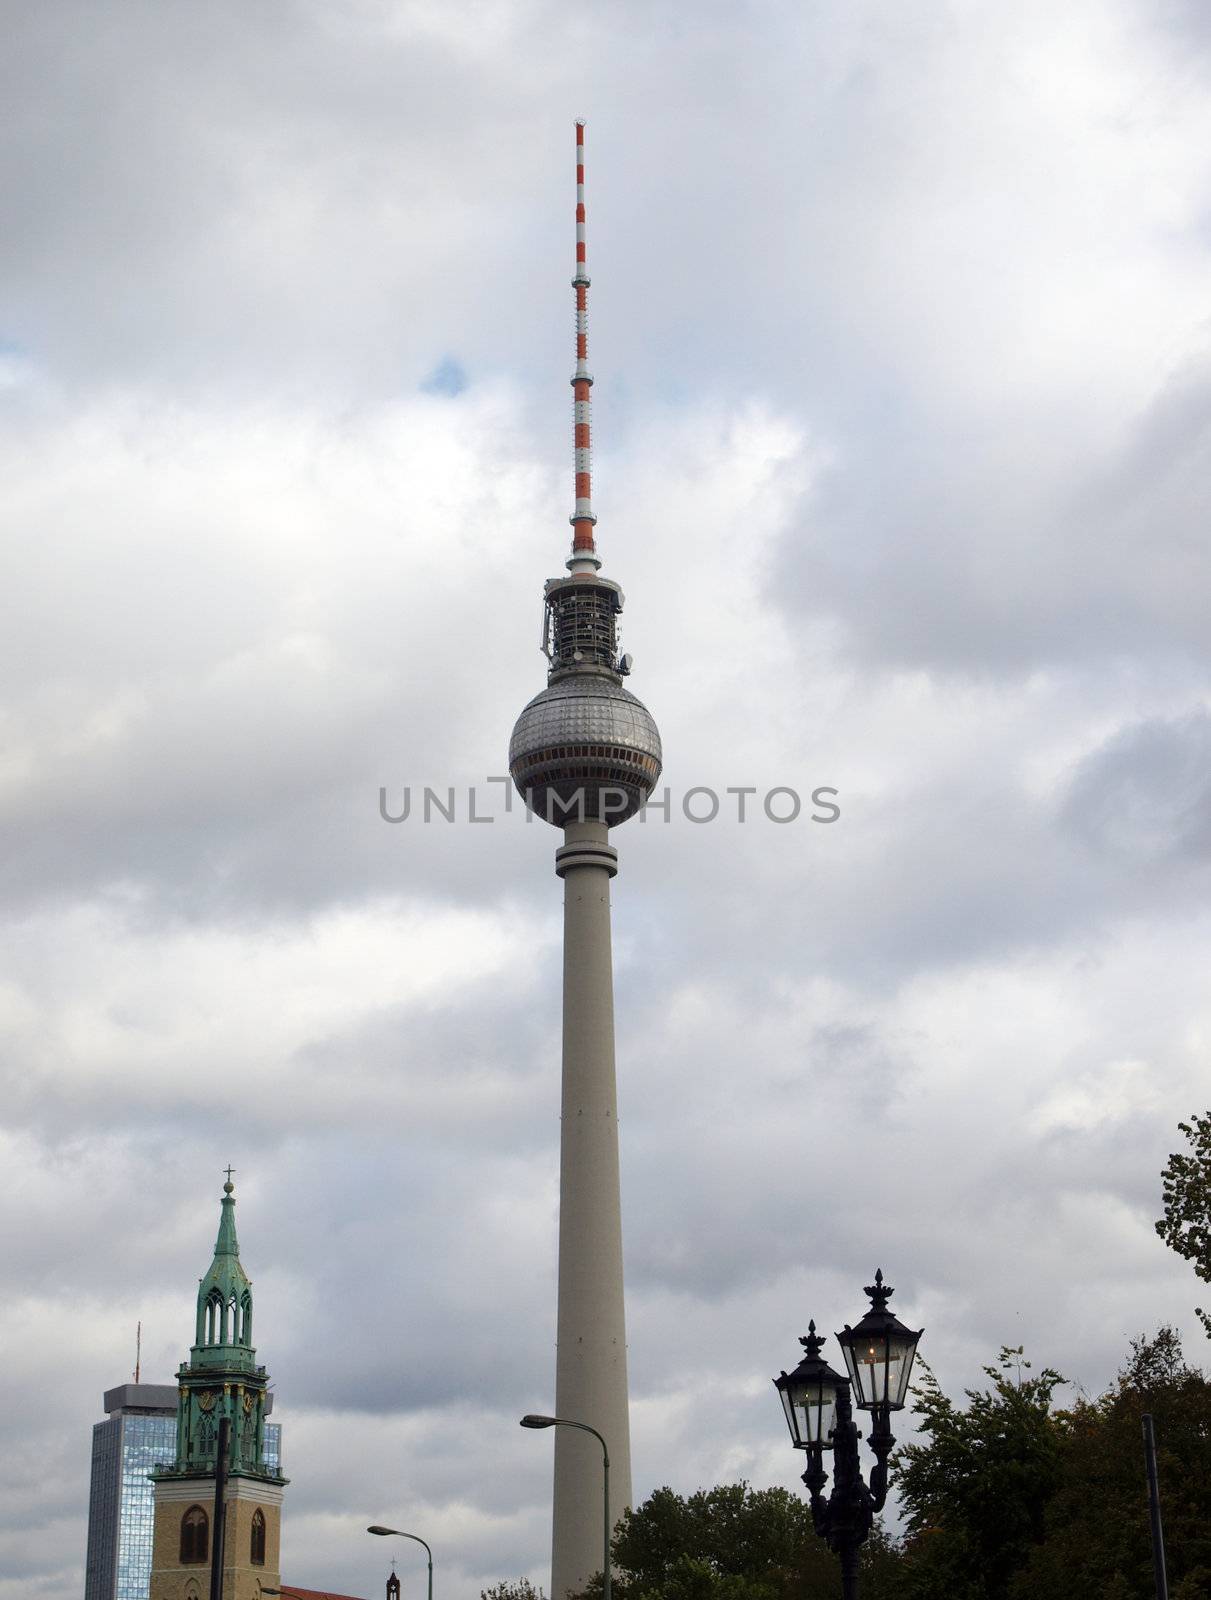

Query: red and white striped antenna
left=569, top=121, right=600, bottom=573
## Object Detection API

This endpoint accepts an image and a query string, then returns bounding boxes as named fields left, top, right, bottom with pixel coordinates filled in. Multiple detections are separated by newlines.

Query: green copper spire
left=213, top=1164, right=241, bottom=1255
left=192, top=1171, right=255, bottom=1370
left=154, top=1170, right=285, bottom=1485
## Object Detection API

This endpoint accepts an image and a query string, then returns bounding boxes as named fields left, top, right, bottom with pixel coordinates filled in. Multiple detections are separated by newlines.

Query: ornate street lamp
left=775, top=1321, right=847, bottom=1453
left=773, top=1271, right=922, bottom=1600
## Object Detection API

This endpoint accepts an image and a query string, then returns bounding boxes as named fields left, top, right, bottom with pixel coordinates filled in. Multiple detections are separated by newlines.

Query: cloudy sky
left=4, top=0, right=1211, bottom=1594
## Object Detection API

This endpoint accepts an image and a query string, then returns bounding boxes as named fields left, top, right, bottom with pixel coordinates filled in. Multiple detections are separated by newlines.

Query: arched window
left=250, top=1507, right=266, bottom=1566
left=180, top=1505, right=209, bottom=1564
left=205, top=1290, right=224, bottom=1344
left=240, top=1289, right=253, bottom=1345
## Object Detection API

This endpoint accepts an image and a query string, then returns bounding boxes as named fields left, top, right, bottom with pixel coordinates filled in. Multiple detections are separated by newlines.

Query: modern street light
left=774, top=1271, right=922, bottom=1600
left=520, top=1414, right=612, bottom=1600
left=367, top=1525, right=434, bottom=1600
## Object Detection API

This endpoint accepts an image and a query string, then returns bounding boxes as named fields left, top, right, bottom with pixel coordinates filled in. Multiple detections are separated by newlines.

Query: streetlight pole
left=1142, top=1414, right=1170, bottom=1600
left=520, top=1414, right=611, bottom=1600
left=774, top=1272, right=923, bottom=1600
left=367, top=1526, right=434, bottom=1600
left=210, top=1416, right=231, bottom=1600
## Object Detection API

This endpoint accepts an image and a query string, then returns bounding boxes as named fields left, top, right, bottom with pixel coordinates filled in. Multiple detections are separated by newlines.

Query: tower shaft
left=552, top=820, right=632, bottom=1599
left=510, top=122, right=660, bottom=1600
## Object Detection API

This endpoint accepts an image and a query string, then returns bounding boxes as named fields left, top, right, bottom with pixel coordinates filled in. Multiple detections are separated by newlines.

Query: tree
left=1008, top=1328, right=1211, bottom=1600
left=1157, top=1111, right=1211, bottom=1338
left=549, top=1330, right=1210, bottom=1600
left=483, top=1581, right=546, bottom=1600
left=888, top=1348, right=1066, bottom=1600
left=613, top=1483, right=805, bottom=1595
left=597, top=1481, right=897, bottom=1600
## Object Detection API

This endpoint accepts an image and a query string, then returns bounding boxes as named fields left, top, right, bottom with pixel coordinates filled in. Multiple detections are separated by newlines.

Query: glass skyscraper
left=84, top=1382, right=281, bottom=1600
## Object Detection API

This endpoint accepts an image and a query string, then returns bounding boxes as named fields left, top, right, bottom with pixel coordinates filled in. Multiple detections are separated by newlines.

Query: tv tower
left=509, top=123, right=662, bottom=1599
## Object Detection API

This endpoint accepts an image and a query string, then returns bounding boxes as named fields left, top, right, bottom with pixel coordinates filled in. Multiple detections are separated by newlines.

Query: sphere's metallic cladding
left=510, top=673, right=662, bottom=827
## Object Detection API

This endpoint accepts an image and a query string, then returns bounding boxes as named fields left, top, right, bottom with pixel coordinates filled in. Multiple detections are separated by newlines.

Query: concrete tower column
left=551, top=819, right=632, bottom=1599
left=508, top=124, right=661, bottom=1600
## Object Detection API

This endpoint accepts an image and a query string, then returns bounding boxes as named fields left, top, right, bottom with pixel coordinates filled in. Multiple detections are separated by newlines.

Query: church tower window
left=180, top=1506, right=208, bottom=1564
left=250, top=1507, right=266, bottom=1565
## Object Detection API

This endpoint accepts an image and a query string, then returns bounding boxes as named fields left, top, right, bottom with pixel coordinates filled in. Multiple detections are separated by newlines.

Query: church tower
left=149, top=1174, right=287, bottom=1600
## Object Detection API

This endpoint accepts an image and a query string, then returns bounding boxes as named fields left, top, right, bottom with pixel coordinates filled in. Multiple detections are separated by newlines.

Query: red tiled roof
left=278, top=1588, right=367, bottom=1600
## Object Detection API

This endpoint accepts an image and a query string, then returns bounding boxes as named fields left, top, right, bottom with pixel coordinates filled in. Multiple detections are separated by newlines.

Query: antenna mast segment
left=569, top=121, right=599, bottom=574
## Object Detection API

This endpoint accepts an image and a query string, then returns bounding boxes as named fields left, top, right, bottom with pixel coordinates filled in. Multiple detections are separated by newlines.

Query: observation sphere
left=510, top=672, right=662, bottom=826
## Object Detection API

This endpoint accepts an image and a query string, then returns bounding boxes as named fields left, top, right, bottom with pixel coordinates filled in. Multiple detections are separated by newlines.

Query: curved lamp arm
left=367, top=1526, right=434, bottom=1600
left=519, top=1414, right=612, bottom=1600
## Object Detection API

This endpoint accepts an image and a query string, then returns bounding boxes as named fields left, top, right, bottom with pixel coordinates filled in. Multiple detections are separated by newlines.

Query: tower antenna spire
left=569, top=120, right=600, bottom=574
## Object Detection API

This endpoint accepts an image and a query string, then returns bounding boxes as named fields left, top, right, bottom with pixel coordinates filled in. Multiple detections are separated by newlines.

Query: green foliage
left=549, top=1330, right=1211, bottom=1600
left=594, top=1481, right=895, bottom=1600
left=613, top=1482, right=805, bottom=1592
left=483, top=1581, right=546, bottom=1600
left=1008, top=1328, right=1211, bottom=1600
left=1157, top=1111, right=1211, bottom=1338
left=882, top=1329, right=1211, bottom=1600
left=889, top=1347, right=1066, bottom=1600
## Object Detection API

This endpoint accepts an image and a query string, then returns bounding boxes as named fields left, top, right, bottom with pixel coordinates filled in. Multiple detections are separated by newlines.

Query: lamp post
left=367, top=1526, right=434, bottom=1600
left=520, top=1414, right=611, bottom=1600
left=773, top=1271, right=922, bottom=1600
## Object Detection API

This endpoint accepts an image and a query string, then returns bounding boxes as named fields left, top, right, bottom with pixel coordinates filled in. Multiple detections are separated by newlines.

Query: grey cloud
left=5, top=0, right=1211, bottom=1594
left=1062, top=707, right=1211, bottom=866
left=776, top=353, right=1211, bottom=677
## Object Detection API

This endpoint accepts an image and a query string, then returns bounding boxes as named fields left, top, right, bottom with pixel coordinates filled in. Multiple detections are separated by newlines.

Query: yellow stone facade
left=149, top=1477, right=283, bottom=1600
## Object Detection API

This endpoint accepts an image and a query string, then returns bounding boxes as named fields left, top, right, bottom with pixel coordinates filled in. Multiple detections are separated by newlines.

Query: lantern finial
left=865, top=1270, right=893, bottom=1310
left=800, top=1320, right=825, bottom=1358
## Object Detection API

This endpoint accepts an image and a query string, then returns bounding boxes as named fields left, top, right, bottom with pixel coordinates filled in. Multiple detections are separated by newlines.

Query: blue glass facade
left=115, top=1412, right=178, bottom=1600
left=85, top=1389, right=179, bottom=1600
left=85, top=1386, right=282, bottom=1600
left=85, top=1418, right=121, bottom=1599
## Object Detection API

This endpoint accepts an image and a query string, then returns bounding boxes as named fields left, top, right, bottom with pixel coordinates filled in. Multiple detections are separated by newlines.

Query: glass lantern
left=774, top=1322, right=848, bottom=1450
left=835, top=1270, right=922, bottom=1412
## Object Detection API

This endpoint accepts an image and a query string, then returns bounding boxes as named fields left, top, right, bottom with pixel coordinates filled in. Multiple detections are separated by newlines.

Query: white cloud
left=3, top=1, right=1211, bottom=1596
